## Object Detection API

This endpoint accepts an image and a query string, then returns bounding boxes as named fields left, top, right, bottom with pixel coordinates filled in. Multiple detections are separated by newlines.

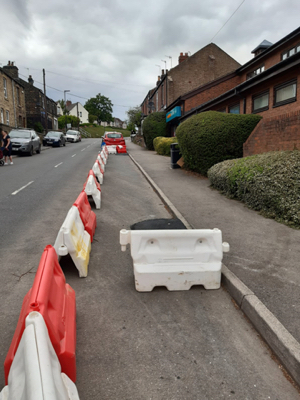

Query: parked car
left=66, top=130, right=81, bottom=143
left=9, top=128, right=41, bottom=156
left=102, top=132, right=125, bottom=146
left=43, top=131, right=66, bottom=147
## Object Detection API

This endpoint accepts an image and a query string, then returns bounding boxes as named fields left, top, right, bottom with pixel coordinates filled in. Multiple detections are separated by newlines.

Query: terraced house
left=2, top=61, right=58, bottom=131
left=0, top=65, right=26, bottom=131
left=142, top=26, right=300, bottom=156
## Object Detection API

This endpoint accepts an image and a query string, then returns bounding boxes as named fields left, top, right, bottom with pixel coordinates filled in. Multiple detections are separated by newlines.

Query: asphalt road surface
left=0, top=139, right=298, bottom=399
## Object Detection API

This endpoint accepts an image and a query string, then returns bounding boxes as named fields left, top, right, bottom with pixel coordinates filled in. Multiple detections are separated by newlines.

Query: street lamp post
left=64, top=90, right=70, bottom=133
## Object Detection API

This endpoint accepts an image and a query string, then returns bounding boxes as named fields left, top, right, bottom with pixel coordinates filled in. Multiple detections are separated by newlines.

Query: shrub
left=208, top=150, right=300, bottom=228
left=143, top=112, right=167, bottom=150
left=175, top=111, right=262, bottom=175
left=34, top=122, right=44, bottom=133
left=153, top=136, right=178, bottom=156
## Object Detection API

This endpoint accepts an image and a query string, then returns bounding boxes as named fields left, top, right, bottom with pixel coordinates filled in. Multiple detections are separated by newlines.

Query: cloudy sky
left=1, top=0, right=299, bottom=121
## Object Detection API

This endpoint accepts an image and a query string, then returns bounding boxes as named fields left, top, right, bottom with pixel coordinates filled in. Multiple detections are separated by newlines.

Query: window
left=42, top=96, right=45, bottom=108
left=274, top=80, right=297, bottom=107
left=247, top=65, right=265, bottom=80
left=80, top=111, right=82, bottom=117
left=217, top=108, right=226, bottom=113
left=161, top=84, right=164, bottom=106
left=229, top=104, right=240, bottom=114
left=0, top=108, right=3, bottom=123
left=19, top=115, right=22, bottom=127
left=252, top=91, right=269, bottom=113
left=281, top=44, right=300, bottom=60
left=6, top=110, right=9, bottom=125
left=3, top=78, right=7, bottom=98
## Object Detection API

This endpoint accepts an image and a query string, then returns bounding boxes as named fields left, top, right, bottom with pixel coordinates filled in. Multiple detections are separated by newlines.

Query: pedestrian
left=1, top=130, right=13, bottom=165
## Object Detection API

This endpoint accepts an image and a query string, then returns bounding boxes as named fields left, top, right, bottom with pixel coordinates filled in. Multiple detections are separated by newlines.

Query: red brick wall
left=243, top=109, right=300, bottom=156
left=185, top=75, right=241, bottom=112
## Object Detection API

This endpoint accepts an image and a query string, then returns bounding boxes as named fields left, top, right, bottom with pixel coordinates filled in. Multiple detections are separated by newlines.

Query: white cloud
left=0, top=0, right=299, bottom=120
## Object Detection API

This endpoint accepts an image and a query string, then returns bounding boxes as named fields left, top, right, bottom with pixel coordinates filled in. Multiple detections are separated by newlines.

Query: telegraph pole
left=43, top=69, right=48, bottom=134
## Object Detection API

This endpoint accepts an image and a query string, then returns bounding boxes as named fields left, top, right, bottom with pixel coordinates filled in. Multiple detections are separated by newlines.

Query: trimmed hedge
left=208, top=151, right=300, bottom=228
left=176, top=111, right=262, bottom=175
left=143, top=112, right=167, bottom=150
left=153, top=136, right=178, bottom=156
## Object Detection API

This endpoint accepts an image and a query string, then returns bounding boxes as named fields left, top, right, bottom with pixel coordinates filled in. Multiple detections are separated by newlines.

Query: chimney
left=28, top=75, right=34, bottom=85
left=178, top=52, right=189, bottom=64
left=157, top=76, right=161, bottom=86
left=3, top=61, right=19, bottom=79
left=66, top=100, right=72, bottom=107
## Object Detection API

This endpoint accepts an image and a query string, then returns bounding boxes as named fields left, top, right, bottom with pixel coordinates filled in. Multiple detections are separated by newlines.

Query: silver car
left=66, top=130, right=81, bottom=143
left=10, top=129, right=41, bottom=156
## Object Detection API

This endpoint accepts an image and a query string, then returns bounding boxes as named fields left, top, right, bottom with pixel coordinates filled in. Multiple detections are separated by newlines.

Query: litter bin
left=170, top=143, right=180, bottom=169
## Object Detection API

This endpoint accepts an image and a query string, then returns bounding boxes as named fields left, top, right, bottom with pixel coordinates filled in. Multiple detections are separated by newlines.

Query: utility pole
left=64, top=90, right=70, bottom=133
left=43, top=69, right=48, bottom=134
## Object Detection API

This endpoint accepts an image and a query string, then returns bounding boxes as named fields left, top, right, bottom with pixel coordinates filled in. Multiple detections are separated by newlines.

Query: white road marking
left=81, top=148, right=86, bottom=151
left=55, top=162, right=63, bottom=168
left=72, top=154, right=76, bottom=157
left=87, top=145, right=90, bottom=148
left=12, top=181, right=34, bottom=195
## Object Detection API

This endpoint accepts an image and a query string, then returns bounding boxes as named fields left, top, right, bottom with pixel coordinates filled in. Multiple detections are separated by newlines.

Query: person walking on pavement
left=1, top=130, right=13, bottom=165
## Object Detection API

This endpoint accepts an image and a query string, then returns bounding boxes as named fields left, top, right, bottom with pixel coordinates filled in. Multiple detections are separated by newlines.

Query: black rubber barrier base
left=130, top=218, right=187, bottom=230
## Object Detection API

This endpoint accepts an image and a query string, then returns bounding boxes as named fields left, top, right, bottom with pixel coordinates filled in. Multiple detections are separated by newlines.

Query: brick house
left=2, top=62, right=58, bottom=131
left=0, top=64, right=26, bottom=132
left=168, top=26, right=300, bottom=156
left=141, top=44, right=241, bottom=134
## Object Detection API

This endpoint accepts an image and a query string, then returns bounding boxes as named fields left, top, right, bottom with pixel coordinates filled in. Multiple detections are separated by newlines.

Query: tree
left=126, top=106, right=142, bottom=130
left=84, top=93, right=113, bottom=123
left=88, top=114, right=98, bottom=124
left=142, top=111, right=167, bottom=150
left=58, top=115, right=80, bottom=130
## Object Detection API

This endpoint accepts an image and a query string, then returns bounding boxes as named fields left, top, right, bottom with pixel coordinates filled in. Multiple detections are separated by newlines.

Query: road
left=0, top=139, right=299, bottom=399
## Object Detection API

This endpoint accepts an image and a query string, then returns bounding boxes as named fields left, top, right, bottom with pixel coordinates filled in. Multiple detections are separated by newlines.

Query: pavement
left=126, top=139, right=300, bottom=389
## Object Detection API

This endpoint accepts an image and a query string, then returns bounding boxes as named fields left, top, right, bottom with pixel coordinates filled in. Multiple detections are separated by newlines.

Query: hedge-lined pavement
left=127, top=140, right=300, bottom=346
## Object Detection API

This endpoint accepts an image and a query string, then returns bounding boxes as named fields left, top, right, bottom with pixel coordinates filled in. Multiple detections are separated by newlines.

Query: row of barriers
left=0, top=145, right=110, bottom=399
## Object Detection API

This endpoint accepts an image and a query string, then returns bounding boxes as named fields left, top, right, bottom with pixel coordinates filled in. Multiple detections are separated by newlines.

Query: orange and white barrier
left=92, top=161, right=103, bottom=185
left=0, top=312, right=80, bottom=400
left=54, top=206, right=91, bottom=278
left=83, top=170, right=101, bottom=209
left=120, top=228, right=230, bottom=292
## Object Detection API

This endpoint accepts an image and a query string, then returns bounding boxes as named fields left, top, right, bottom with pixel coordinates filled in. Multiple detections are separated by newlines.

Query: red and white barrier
left=73, top=191, right=97, bottom=242
left=106, top=146, right=117, bottom=154
left=4, top=245, right=76, bottom=383
left=92, top=161, right=103, bottom=184
left=97, top=154, right=105, bottom=171
left=1, top=312, right=80, bottom=400
left=116, top=145, right=127, bottom=154
left=54, top=206, right=91, bottom=278
left=120, top=228, right=230, bottom=292
left=83, top=170, right=101, bottom=209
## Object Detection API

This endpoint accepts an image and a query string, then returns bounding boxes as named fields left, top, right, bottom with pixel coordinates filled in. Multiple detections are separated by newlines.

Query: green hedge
left=208, top=150, right=300, bottom=228
left=175, top=111, right=262, bottom=175
left=143, top=112, right=167, bottom=150
left=153, top=136, right=178, bottom=156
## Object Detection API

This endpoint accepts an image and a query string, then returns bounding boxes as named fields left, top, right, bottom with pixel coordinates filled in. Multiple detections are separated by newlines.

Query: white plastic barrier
left=92, top=161, right=103, bottom=185
left=120, top=228, right=230, bottom=291
left=97, top=154, right=105, bottom=171
left=100, top=150, right=107, bottom=164
left=84, top=175, right=101, bottom=209
left=106, top=145, right=117, bottom=154
left=54, top=206, right=91, bottom=277
left=0, top=312, right=80, bottom=400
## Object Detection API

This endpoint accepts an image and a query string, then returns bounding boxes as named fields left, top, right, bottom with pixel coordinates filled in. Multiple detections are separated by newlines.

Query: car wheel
left=36, top=145, right=41, bottom=154
left=58, top=140, right=61, bottom=147
left=29, top=146, right=33, bottom=156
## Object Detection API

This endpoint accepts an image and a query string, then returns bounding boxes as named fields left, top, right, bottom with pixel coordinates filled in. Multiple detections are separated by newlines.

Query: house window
left=252, top=91, right=269, bottom=113
left=161, top=84, right=164, bottom=106
left=0, top=108, right=3, bottom=123
left=3, top=78, right=7, bottom=98
left=6, top=110, right=9, bottom=125
left=281, top=44, right=300, bottom=60
left=42, top=96, right=45, bottom=108
left=217, top=108, right=226, bottom=113
left=274, top=80, right=297, bottom=107
left=80, top=111, right=82, bottom=117
left=19, top=115, right=22, bottom=127
left=229, top=104, right=240, bottom=114
left=247, top=65, right=265, bottom=80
